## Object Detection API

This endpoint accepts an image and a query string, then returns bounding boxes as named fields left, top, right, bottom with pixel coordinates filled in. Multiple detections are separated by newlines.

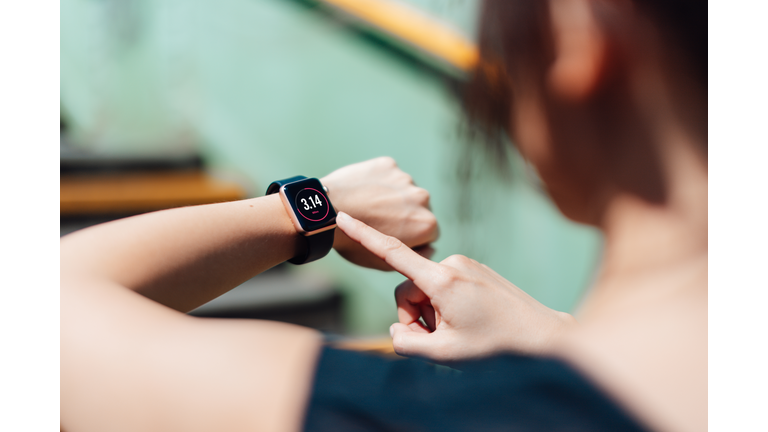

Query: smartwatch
left=266, top=176, right=337, bottom=265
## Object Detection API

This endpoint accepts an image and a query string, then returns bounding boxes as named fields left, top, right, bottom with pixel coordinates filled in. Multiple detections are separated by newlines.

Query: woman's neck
left=576, top=126, right=708, bottom=321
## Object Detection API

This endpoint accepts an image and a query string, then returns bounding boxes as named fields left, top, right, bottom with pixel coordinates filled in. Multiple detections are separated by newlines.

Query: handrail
left=319, top=0, right=479, bottom=72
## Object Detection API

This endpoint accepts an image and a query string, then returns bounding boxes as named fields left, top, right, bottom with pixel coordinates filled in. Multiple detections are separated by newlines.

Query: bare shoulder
left=554, top=260, right=707, bottom=432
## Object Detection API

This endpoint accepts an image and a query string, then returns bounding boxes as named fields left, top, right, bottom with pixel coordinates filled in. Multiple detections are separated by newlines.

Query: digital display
left=296, top=187, right=329, bottom=221
left=282, top=178, right=337, bottom=232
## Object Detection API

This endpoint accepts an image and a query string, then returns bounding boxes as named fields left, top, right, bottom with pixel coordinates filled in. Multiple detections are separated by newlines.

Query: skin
left=61, top=157, right=438, bottom=432
left=345, top=1, right=707, bottom=431
left=61, top=0, right=706, bottom=431
left=325, top=158, right=437, bottom=270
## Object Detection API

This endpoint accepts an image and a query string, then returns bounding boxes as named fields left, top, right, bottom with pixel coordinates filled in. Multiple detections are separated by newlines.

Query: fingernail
left=389, top=324, right=395, bottom=338
left=337, top=211, right=348, bottom=222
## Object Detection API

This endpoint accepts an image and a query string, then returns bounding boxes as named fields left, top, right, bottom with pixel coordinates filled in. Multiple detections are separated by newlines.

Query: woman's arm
left=333, top=212, right=577, bottom=362
left=61, top=156, right=438, bottom=313
left=61, top=194, right=323, bottom=432
left=61, top=193, right=302, bottom=312
left=62, top=276, right=322, bottom=432
left=61, top=157, right=437, bottom=432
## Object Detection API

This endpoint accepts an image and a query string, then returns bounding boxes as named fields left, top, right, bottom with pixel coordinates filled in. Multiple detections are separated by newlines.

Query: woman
left=61, top=0, right=706, bottom=431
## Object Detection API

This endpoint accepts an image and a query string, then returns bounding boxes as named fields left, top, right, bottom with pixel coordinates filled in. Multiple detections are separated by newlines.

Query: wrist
left=319, top=175, right=339, bottom=207
left=319, top=175, right=345, bottom=250
left=266, top=177, right=337, bottom=264
left=261, top=194, right=307, bottom=261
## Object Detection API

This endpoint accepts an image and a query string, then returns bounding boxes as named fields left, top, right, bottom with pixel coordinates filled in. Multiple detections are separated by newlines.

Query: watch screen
left=282, top=178, right=337, bottom=232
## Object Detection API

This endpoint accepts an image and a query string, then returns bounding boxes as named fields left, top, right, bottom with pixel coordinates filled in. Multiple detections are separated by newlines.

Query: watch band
left=287, top=228, right=335, bottom=265
left=266, top=176, right=336, bottom=265
left=265, top=175, right=307, bottom=195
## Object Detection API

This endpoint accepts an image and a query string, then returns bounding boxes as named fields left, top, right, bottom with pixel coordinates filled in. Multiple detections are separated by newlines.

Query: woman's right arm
left=334, top=212, right=577, bottom=362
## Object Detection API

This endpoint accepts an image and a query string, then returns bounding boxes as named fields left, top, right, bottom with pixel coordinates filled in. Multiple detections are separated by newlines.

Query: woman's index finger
left=335, top=212, right=439, bottom=285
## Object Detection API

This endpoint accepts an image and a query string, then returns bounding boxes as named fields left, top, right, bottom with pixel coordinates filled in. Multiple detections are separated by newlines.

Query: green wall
left=61, top=0, right=602, bottom=335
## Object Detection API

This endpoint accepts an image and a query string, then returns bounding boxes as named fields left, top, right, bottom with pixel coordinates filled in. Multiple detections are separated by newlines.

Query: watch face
left=282, top=178, right=337, bottom=232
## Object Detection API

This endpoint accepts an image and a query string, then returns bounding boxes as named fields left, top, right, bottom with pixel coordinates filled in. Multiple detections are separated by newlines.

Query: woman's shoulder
left=556, top=259, right=707, bottom=432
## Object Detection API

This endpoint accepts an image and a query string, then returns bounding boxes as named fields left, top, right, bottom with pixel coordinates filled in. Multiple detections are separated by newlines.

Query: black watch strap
left=287, top=229, right=335, bottom=265
left=266, top=175, right=307, bottom=195
left=266, top=176, right=336, bottom=265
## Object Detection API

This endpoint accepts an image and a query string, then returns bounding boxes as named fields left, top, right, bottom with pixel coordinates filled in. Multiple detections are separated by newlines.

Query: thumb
left=390, top=323, right=446, bottom=361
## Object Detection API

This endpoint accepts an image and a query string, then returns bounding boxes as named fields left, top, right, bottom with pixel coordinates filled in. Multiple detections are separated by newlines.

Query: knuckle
left=432, top=266, right=458, bottom=287
left=424, top=214, right=438, bottom=232
left=378, top=156, right=397, bottom=167
left=413, top=213, right=439, bottom=242
left=382, top=235, right=404, bottom=252
left=398, top=173, right=413, bottom=184
left=413, top=187, right=430, bottom=204
left=442, top=254, right=471, bottom=267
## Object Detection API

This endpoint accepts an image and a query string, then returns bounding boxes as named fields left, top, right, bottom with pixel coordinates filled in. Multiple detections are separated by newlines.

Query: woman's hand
left=335, top=212, right=577, bottom=362
left=322, top=157, right=439, bottom=271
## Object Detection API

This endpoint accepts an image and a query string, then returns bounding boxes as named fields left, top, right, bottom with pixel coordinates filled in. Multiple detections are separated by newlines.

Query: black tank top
left=303, top=346, right=650, bottom=432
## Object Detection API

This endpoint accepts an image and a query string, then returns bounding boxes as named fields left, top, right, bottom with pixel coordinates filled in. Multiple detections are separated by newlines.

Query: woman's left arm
left=61, top=156, right=438, bottom=312
left=61, top=157, right=437, bottom=432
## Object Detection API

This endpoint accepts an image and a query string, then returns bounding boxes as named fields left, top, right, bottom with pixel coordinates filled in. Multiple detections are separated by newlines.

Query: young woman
left=61, top=0, right=706, bottom=431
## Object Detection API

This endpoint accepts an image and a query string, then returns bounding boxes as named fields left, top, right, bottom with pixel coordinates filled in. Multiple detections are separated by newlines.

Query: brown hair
left=461, top=0, right=707, bottom=160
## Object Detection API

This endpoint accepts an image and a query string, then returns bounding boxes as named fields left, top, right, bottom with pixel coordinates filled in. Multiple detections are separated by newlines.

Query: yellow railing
left=320, top=0, right=479, bottom=72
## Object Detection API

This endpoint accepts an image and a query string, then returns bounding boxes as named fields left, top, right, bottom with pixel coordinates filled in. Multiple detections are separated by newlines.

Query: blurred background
left=60, top=0, right=601, bottom=339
